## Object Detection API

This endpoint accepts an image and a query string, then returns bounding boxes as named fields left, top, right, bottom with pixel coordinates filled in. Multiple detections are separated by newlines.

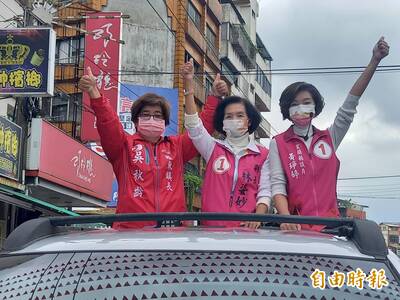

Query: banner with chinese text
left=0, top=28, right=56, bottom=96
left=81, top=12, right=122, bottom=142
left=119, top=83, right=178, bottom=136
left=26, top=119, right=113, bottom=201
left=0, top=116, right=21, bottom=181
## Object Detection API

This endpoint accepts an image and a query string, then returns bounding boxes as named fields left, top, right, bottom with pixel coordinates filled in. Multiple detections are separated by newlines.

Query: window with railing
left=389, top=235, right=399, bottom=244
left=205, top=72, right=213, bottom=96
left=188, top=1, right=201, bottom=30
left=220, top=22, right=229, bottom=41
left=51, top=96, right=69, bottom=121
left=256, top=65, right=271, bottom=95
left=55, top=37, right=84, bottom=64
left=42, top=93, right=82, bottom=123
left=230, top=24, right=257, bottom=69
left=206, top=25, right=217, bottom=49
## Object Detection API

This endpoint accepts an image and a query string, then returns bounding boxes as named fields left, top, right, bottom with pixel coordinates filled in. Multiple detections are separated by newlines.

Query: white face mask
left=289, top=104, right=315, bottom=118
left=223, top=119, right=247, bottom=138
left=289, top=104, right=315, bottom=128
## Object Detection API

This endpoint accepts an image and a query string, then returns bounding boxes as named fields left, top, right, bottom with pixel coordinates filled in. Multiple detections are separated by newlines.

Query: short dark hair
left=214, top=96, right=262, bottom=135
left=279, top=82, right=325, bottom=120
left=131, top=93, right=170, bottom=125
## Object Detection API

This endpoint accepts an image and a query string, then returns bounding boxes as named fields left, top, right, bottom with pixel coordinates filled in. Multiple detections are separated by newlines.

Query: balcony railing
left=239, top=74, right=249, bottom=98
left=230, top=24, right=256, bottom=69
left=255, top=92, right=271, bottom=113
left=206, top=43, right=220, bottom=69
left=256, top=69, right=272, bottom=96
left=55, top=63, right=83, bottom=81
left=221, top=62, right=236, bottom=85
left=52, top=121, right=75, bottom=137
left=255, top=116, right=271, bottom=139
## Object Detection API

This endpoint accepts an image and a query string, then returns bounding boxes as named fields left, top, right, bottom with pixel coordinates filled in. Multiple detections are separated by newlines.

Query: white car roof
left=11, top=227, right=373, bottom=259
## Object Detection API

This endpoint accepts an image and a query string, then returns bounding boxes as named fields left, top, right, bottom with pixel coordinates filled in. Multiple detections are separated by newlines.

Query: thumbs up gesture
left=211, top=73, right=228, bottom=98
left=372, top=36, right=389, bottom=62
left=180, top=58, right=195, bottom=81
left=78, top=66, right=100, bottom=98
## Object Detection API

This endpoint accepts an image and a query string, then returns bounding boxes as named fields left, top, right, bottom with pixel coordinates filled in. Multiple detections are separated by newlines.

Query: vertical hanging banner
left=81, top=12, right=122, bottom=142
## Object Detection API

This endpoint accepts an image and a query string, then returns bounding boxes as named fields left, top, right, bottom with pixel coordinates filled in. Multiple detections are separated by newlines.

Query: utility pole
left=13, top=0, right=37, bottom=193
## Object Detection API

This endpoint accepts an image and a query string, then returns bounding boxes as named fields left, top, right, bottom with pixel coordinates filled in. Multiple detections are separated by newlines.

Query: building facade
left=380, top=223, right=400, bottom=257
left=0, top=1, right=275, bottom=236
left=0, top=0, right=79, bottom=248
left=165, top=0, right=222, bottom=131
left=220, top=0, right=272, bottom=138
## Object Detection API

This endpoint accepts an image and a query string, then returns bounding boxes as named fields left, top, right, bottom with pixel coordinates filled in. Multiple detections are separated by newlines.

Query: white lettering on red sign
left=71, top=149, right=96, bottom=183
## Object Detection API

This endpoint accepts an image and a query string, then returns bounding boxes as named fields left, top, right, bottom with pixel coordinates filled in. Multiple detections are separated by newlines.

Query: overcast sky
left=257, top=0, right=400, bottom=223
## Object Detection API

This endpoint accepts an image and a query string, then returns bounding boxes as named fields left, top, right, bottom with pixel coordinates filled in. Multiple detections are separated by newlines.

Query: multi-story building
left=380, top=223, right=400, bottom=257
left=165, top=0, right=222, bottom=131
left=161, top=0, right=223, bottom=188
left=220, top=0, right=272, bottom=138
left=49, top=1, right=108, bottom=137
left=51, top=0, right=177, bottom=137
left=48, top=0, right=223, bottom=211
left=0, top=1, right=83, bottom=247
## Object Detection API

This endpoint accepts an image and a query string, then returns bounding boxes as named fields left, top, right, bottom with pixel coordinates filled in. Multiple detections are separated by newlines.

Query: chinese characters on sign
left=0, top=29, right=56, bottom=96
left=0, top=69, right=42, bottom=89
left=119, top=84, right=179, bottom=136
left=81, top=12, right=122, bottom=142
left=0, top=117, right=21, bottom=181
left=310, top=268, right=389, bottom=290
left=27, top=119, right=113, bottom=201
left=119, top=96, right=134, bottom=134
left=70, top=149, right=96, bottom=184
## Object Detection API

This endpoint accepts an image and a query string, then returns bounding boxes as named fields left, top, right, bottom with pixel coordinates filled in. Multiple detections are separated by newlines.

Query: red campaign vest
left=114, top=134, right=187, bottom=228
left=275, top=127, right=340, bottom=228
left=90, top=95, right=219, bottom=229
left=201, top=142, right=269, bottom=227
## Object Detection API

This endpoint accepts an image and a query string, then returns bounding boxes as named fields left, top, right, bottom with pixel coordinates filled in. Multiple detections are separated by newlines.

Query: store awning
left=0, top=186, right=79, bottom=216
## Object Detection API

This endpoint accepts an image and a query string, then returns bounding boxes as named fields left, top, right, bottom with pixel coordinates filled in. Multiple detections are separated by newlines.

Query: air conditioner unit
left=26, top=118, right=43, bottom=170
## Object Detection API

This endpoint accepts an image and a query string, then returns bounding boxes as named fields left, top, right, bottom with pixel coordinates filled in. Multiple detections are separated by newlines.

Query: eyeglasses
left=138, top=113, right=164, bottom=121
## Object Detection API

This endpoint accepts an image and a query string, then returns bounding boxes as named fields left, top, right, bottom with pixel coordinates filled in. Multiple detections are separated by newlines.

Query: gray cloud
left=258, top=0, right=400, bottom=222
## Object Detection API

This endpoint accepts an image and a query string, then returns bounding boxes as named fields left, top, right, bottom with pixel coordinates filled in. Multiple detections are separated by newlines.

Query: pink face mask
left=291, top=115, right=312, bottom=127
left=137, top=117, right=165, bottom=139
left=289, top=104, right=315, bottom=127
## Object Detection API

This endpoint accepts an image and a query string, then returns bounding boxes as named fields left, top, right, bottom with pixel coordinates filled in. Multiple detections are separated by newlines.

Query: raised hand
left=349, top=37, right=390, bottom=97
left=180, top=58, right=195, bottom=81
left=372, top=37, right=390, bottom=62
left=211, top=73, right=229, bottom=97
left=78, top=67, right=100, bottom=98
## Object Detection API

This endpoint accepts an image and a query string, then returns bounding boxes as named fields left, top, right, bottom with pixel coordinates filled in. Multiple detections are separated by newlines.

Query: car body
left=1, top=213, right=400, bottom=299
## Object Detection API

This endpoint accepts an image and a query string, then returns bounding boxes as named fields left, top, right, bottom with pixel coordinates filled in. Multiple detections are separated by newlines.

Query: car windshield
left=1, top=251, right=400, bottom=299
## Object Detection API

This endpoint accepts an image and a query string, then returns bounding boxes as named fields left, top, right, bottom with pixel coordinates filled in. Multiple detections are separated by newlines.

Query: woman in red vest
left=78, top=67, right=226, bottom=228
left=269, top=37, right=390, bottom=230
